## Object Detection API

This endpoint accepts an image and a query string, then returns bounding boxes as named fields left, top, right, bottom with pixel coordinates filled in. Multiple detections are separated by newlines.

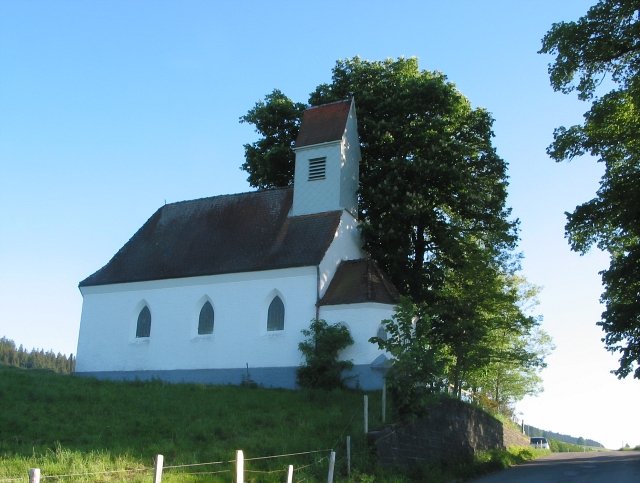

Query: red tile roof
left=295, top=99, right=352, bottom=148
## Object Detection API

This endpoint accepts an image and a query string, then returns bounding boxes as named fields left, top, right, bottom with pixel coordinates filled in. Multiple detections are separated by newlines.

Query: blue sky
left=1, top=1, right=638, bottom=449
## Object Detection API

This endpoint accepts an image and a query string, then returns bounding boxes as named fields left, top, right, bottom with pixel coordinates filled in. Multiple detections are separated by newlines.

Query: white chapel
left=76, top=99, right=398, bottom=389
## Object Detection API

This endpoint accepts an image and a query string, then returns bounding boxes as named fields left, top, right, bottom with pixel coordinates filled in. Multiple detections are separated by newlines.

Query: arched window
left=376, top=324, right=388, bottom=342
left=267, top=296, right=284, bottom=331
left=136, top=306, right=151, bottom=338
left=198, top=301, right=214, bottom=335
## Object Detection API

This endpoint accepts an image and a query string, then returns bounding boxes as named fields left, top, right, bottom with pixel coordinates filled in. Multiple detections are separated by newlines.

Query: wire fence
left=0, top=466, right=150, bottom=482
left=1, top=395, right=377, bottom=482
left=3, top=437, right=350, bottom=482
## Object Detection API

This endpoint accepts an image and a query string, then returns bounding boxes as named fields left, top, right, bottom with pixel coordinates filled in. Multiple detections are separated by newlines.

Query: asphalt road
left=470, top=451, right=640, bottom=483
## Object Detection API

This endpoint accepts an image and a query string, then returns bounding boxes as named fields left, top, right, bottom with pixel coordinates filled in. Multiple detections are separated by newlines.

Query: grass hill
left=0, top=365, right=384, bottom=482
left=1, top=365, right=577, bottom=481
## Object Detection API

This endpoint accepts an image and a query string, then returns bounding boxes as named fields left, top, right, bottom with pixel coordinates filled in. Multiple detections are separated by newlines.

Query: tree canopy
left=242, top=57, right=518, bottom=304
left=540, top=0, right=640, bottom=379
left=240, top=89, right=306, bottom=189
left=371, top=278, right=551, bottom=417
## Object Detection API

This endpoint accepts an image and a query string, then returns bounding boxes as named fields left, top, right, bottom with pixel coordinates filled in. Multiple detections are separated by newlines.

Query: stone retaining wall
left=370, top=398, right=529, bottom=469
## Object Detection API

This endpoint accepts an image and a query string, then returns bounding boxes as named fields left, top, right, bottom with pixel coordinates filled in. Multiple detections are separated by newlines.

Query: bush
left=548, top=439, right=571, bottom=452
left=370, top=299, right=451, bottom=418
left=296, top=319, right=353, bottom=390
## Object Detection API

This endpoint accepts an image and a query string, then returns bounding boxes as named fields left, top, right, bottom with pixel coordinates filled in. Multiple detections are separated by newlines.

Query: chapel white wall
left=339, top=105, right=361, bottom=216
left=290, top=142, right=343, bottom=217
left=319, top=302, right=394, bottom=366
left=76, top=267, right=394, bottom=376
left=76, top=267, right=320, bottom=373
left=318, top=210, right=365, bottom=298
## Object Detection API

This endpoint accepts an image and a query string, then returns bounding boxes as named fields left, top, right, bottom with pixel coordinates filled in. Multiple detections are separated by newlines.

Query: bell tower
left=290, top=99, right=361, bottom=218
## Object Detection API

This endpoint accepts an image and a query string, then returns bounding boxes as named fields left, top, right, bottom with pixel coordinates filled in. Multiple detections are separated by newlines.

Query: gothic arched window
left=267, top=296, right=284, bottom=331
left=136, top=305, right=151, bottom=338
left=198, top=301, right=214, bottom=335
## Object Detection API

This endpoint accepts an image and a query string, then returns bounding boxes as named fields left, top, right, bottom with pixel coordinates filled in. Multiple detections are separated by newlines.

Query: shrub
left=370, top=298, right=451, bottom=417
left=296, top=319, right=353, bottom=390
left=549, top=439, right=582, bottom=452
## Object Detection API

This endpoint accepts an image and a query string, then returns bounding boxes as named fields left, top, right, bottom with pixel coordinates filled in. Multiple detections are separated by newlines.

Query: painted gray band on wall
left=76, top=364, right=386, bottom=390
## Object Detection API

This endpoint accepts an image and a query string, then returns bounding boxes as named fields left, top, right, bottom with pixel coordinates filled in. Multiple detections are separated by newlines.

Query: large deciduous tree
left=371, top=278, right=551, bottom=417
left=241, top=58, right=518, bottom=304
left=463, top=277, right=553, bottom=415
left=240, top=89, right=306, bottom=189
left=540, top=0, right=640, bottom=379
left=430, top=250, right=542, bottom=400
left=241, top=57, right=547, bottom=408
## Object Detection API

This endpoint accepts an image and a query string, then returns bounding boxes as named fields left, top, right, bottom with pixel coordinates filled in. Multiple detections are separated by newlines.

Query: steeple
left=290, top=99, right=361, bottom=217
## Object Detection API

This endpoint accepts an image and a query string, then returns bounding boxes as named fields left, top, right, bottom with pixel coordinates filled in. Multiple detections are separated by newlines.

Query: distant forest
left=525, top=424, right=603, bottom=448
left=0, top=337, right=75, bottom=374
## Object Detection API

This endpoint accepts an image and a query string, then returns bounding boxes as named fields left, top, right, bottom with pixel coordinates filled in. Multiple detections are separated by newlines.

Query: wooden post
left=29, top=468, right=40, bottom=483
left=382, top=381, right=387, bottom=424
left=287, top=464, right=293, bottom=483
left=363, top=395, right=369, bottom=434
left=236, top=450, right=244, bottom=483
left=346, top=435, right=351, bottom=477
left=327, top=450, right=335, bottom=483
left=153, top=454, right=163, bottom=483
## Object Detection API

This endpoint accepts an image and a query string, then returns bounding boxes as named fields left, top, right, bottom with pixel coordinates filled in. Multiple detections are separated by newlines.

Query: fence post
left=236, top=449, right=244, bottom=483
left=346, top=435, right=351, bottom=477
left=153, top=454, right=163, bottom=483
left=28, top=468, right=40, bottom=483
left=363, top=395, right=369, bottom=434
left=382, top=381, right=387, bottom=424
left=327, top=450, right=335, bottom=483
left=287, top=464, right=293, bottom=483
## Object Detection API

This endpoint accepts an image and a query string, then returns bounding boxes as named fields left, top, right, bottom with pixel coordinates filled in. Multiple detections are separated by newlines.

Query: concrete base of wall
left=76, top=363, right=386, bottom=390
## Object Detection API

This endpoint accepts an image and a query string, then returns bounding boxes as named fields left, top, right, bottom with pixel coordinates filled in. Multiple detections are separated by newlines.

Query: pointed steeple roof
left=295, top=99, right=352, bottom=148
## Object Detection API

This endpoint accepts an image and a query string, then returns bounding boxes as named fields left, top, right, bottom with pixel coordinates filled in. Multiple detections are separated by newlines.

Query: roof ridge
left=164, top=186, right=293, bottom=207
left=287, top=209, right=343, bottom=220
left=307, top=98, right=352, bottom=110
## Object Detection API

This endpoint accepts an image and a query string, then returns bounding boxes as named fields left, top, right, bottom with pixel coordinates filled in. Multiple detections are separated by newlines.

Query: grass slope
left=0, top=366, right=545, bottom=482
left=0, top=366, right=385, bottom=482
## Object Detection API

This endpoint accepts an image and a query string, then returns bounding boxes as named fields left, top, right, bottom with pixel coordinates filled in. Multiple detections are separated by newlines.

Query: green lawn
left=0, top=366, right=544, bottom=482
left=0, top=366, right=386, bottom=482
